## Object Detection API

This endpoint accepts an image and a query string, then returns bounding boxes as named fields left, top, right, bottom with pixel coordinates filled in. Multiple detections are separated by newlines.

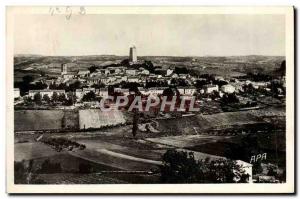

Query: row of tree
left=27, top=92, right=76, bottom=106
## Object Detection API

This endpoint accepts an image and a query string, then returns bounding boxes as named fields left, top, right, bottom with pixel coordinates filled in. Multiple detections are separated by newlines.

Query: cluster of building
left=14, top=46, right=285, bottom=106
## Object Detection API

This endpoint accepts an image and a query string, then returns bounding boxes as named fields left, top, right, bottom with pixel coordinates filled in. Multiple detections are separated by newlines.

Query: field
left=14, top=110, right=78, bottom=131
left=154, top=110, right=270, bottom=135
left=14, top=109, right=129, bottom=132
left=79, top=109, right=126, bottom=129
left=14, top=110, right=65, bottom=131
left=146, top=135, right=233, bottom=148
left=14, top=105, right=286, bottom=184
left=187, top=130, right=286, bottom=167
left=14, top=125, right=231, bottom=184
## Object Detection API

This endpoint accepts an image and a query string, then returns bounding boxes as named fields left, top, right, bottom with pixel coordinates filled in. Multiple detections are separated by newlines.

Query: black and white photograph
left=6, top=6, right=294, bottom=194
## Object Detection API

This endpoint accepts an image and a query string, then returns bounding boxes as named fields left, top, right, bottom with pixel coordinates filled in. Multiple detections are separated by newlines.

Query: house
left=29, top=89, right=65, bottom=99
left=128, top=77, right=139, bottom=83
left=106, top=76, right=117, bottom=83
left=171, top=73, right=179, bottom=78
left=14, top=88, right=20, bottom=98
left=221, top=84, right=236, bottom=94
left=214, top=76, right=225, bottom=81
left=252, top=82, right=269, bottom=89
left=99, top=77, right=110, bottom=84
left=76, top=88, right=101, bottom=100
left=83, top=87, right=96, bottom=94
left=184, top=87, right=197, bottom=95
left=87, top=76, right=100, bottom=85
left=62, top=72, right=77, bottom=79
left=125, top=69, right=136, bottom=76
left=140, top=69, right=150, bottom=75
left=138, top=87, right=147, bottom=95
left=114, top=88, right=129, bottom=96
left=77, top=70, right=90, bottom=78
left=121, top=76, right=128, bottom=81
left=154, top=68, right=167, bottom=76
left=166, top=69, right=174, bottom=76
left=179, top=74, right=188, bottom=79
left=177, top=87, right=197, bottom=96
left=148, top=87, right=167, bottom=95
left=203, top=84, right=219, bottom=94
left=75, top=89, right=84, bottom=100
left=97, top=69, right=107, bottom=75
left=115, top=67, right=126, bottom=74
left=99, top=88, right=109, bottom=98
left=231, top=82, right=244, bottom=93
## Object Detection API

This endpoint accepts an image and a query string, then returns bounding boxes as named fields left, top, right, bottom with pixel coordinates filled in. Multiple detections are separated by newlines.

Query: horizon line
left=14, top=53, right=286, bottom=57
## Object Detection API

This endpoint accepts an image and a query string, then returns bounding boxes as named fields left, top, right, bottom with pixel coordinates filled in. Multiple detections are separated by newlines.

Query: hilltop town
left=14, top=46, right=286, bottom=184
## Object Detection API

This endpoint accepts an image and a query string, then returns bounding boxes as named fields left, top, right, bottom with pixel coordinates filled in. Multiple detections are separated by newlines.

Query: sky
left=14, top=14, right=285, bottom=56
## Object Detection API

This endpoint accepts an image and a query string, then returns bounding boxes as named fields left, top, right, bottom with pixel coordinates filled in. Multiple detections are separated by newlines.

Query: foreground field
left=15, top=127, right=233, bottom=184
left=14, top=106, right=286, bottom=184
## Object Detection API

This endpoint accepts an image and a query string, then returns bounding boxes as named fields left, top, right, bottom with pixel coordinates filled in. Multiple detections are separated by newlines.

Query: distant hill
left=13, top=54, right=285, bottom=80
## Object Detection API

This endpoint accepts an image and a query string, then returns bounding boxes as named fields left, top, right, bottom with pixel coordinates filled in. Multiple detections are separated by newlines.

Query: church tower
left=129, top=46, right=137, bottom=63
left=61, top=64, right=67, bottom=75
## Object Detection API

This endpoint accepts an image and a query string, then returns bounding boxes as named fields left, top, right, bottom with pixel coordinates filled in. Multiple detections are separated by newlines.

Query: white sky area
left=14, top=14, right=285, bottom=56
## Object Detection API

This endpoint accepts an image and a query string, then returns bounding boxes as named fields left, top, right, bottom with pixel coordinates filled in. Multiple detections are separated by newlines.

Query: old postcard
left=6, top=6, right=294, bottom=193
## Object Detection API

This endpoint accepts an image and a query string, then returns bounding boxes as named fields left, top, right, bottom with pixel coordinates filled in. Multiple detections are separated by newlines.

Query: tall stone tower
left=61, top=64, right=67, bottom=75
left=129, top=46, right=137, bottom=63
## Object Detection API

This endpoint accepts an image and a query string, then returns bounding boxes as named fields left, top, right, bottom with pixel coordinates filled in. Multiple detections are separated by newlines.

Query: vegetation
left=33, top=93, right=42, bottom=105
left=160, top=149, right=249, bottom=183
left=88, top=65, right=98, bottom=73
left=82, top=91, right=97, bottom=102
left=42, top=137, right=86, bottom=152
left=15, top=160, right=45, bottom=184
left=221, top=93, right=239, bottom=104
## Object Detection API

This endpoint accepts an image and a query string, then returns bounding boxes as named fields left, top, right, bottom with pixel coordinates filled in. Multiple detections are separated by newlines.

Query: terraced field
left=14, top=110, right=78, bottom=131
left=79, top=109, right=126, bottom=129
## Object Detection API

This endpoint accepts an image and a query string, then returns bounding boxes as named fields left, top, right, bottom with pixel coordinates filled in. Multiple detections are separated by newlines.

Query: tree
left=65, top=92, right=77, bottom=105
left=22, top=75, right=34, bottom=84
left=58, top=93, right=67, bottom=103
left=174, top=66, right=188, bottom=74
left=267, top=165, right=277, bottom=176
left=23, top=96, right=32, bottom=105
left=88, top=65, right=98, bottom=73
left=160, top=149, right=203, bottom=183
left=19, top=75, right=34, bottom=94
left=132, top=108, right=139, bottom=138
left=67, top=80, right=81, bottom=92
left=91, top=82, right=105, bottom=89
left=221, top=93, right=239, bottom=104
left=162, top=87, right=180, bottom=101
left=143, top=60, right=155, bottom=73
left=52, top=92, right=58, bottom=102
left=42, top=94, right=50, bottom=103
left=252, top=162, right=263, bottom=175
left=15, top=160, right=45, bottom=184
left=33, top=93, right=42, bottom=105
left=81, top=91, right=96, bottom=102
left=279, top=60, right=286, bottom=77
left=30, top=81, right=47, bottom=90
